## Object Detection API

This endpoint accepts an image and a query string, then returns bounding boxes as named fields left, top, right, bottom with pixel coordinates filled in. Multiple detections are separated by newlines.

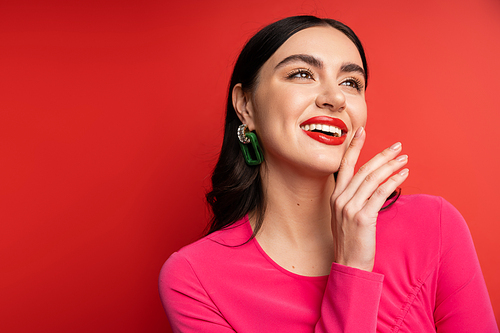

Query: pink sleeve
left=315, top=263, right=384, bottom=332
left=159, top=252, right=236, bottom=333
left=434, top=198, right=498, bottom=332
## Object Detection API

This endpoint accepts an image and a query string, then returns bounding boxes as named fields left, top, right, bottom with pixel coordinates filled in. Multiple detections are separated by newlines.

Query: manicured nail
left=396, top=155, right=408, bottom=162
left=354, top=127, right=364, bottom=138
left=390, top=142, right=402, bottom=150
left=399, top=168, right=409, bottom=176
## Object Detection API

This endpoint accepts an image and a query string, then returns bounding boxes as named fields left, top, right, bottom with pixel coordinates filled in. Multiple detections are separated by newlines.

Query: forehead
left=267, top=26, right=363, bottom=69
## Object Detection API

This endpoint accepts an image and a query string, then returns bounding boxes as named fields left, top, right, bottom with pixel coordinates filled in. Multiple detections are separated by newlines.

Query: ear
left=232, top=83, right=256, bottom=131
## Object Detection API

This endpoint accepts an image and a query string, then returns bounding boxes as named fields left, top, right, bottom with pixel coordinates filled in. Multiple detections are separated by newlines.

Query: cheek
left=348, top=99, right=367, bottom=127
left=254, top=86, right=310, bottom=125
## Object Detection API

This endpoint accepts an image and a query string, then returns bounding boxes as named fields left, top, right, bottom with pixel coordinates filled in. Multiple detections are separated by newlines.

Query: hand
left=331, top=127, right=409, bottom=271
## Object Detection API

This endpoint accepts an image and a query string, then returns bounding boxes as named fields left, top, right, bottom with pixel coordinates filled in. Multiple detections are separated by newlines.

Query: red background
left=1, top=0, right=499, bottom=331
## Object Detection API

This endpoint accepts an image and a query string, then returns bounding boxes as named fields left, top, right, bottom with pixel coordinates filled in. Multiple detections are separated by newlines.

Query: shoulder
left=174, top=217, right=252, bottom=261
left=159, top=217, right=253, bottom=288
left=385, top=193, right=445, bottom=213
left=375, top=194, right=469, bottom=270
left=380, top=194, right=464, bottom=228
left=379, top=193, right=468, bottom=238
left=158, top=220, right=254, bottom=330
left=159, top=216, right=262, bottom=318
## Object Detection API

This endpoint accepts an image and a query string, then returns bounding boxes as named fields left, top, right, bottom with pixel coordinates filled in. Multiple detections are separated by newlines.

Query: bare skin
left=233, top=26, right=409, bottom=276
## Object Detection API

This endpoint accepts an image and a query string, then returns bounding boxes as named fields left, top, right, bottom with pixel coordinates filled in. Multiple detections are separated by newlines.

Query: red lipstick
left=300, top=116, right=348, bottom=145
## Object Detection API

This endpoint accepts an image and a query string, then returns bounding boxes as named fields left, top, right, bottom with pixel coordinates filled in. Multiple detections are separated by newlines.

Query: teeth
left=300, top=123, right=343, bottom=137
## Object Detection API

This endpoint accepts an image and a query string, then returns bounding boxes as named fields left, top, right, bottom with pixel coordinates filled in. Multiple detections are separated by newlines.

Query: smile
left=300, top=124, right=343, bottom=137
left=300, top=116, right=348, bottom=146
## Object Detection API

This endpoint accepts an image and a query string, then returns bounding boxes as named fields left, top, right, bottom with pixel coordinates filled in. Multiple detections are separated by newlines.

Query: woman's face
left=240, top=26, right=367, bottom=176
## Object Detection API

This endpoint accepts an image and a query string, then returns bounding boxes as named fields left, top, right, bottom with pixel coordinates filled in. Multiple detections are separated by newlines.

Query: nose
left=315, top=82, right=346, bottom=112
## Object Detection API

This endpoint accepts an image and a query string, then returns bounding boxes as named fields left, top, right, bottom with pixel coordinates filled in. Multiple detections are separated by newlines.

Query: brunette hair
left=206, top=16, right=375, bottom=236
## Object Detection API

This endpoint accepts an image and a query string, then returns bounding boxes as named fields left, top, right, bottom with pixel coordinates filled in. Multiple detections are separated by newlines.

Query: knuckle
left=355, top=209, right=378, bottom=225
left=388, top=174, right=399, bottom=183
left=374, top=185, right=388, bottom=197
left=387, top=174, right=402, bottom=188
left=353, top=212, right=366, bottom=225
left=349, top=138, right=358, bottom=148
left=380, top=148, right=392, bottom=157
left=342, top=203, right=355, bottom=218
left=333, top=197, right=345, bottom=212
left=364, top=172, right=377, bottom=183
left=358, top=164, right=369, bottom=174
left=339, top=158, right=350, bottom=170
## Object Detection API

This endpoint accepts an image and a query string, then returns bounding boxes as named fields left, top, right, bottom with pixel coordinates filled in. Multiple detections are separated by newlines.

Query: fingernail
left=354, top=127, right=364, bottom=138
left=396, top=155, right=408, bottom=162
left=390, top=142, right=402, bottom=150
left=399, top=168, right=409, bottom=176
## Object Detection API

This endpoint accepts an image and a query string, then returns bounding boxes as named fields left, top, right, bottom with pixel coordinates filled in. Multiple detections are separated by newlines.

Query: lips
left=300, top=116, right=348, bottom=145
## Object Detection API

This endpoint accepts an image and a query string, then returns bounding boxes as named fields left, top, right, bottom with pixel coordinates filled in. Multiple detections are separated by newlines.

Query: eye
left=286, top=69, right=314, bottom=80
left=341, top=77, right=364, bottom=91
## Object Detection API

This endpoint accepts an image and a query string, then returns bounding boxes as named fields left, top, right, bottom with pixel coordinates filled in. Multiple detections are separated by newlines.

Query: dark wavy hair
left=206, top=15, right=397, bottom=236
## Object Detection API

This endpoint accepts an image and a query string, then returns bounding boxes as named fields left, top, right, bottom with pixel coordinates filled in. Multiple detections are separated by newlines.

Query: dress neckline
left=241, top=215, right=329, bottom=281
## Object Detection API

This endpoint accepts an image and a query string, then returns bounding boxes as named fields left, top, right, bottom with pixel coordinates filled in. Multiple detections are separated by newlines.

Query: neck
left=250, top=160, right=336, bottom=276
left=254, top=160, right=335, bottom=247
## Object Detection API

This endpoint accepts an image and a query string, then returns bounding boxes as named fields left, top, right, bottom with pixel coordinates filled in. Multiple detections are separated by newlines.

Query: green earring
left=238, top=124, right=263, bottom=166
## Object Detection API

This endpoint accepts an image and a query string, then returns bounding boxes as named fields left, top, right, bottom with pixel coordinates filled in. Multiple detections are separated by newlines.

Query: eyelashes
left=341, top=77, right=364, bottom=91
left=285, top=68, right=365, bottom=92
left=286, top=68, right=314, bottom=80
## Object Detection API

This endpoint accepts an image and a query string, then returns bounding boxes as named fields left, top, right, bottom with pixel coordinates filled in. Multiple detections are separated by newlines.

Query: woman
left=159, top=16, right=497, bottom=332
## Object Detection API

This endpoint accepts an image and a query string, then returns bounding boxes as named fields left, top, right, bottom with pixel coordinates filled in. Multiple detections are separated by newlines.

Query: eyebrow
left=340, top=63, right=366, bottom=79
left=274, top=54, right=366, bottom=79
left=274, top=54, right=323, bottom=70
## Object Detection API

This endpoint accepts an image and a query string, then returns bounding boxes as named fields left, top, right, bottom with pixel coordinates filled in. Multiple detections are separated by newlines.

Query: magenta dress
left=159, top=195, right=498, bottom=332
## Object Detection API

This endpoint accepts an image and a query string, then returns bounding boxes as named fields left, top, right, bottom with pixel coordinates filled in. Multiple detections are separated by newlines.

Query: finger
left=334, top=127, right=366, bottom=195
left=339, top=142, right=403, bottom=201
left=362, top=168, right=409, bottom=214
left=347, top=155, right=408, bottom=210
